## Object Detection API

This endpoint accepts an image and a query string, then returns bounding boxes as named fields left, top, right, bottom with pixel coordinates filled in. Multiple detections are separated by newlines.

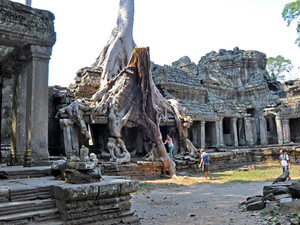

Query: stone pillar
left=215, top=121, right=220, bottom=147
left=197, top=122, right=201, bottom=148
left=237, top=118, right=245, bottom=145
left=282, top=119, right=291, bottom=144
left=219, top=118, right=224, bottom=146
left=252, top=118, right=258, bottom=145
left=63, top=125, right=79, bottom=158
left=275, top=116, right=283, bottom=145
left=192, top=125, right=198, bottom=147
left=232, top=118, right=238, bottom=147
left=11, top=66, right=28, bottom=165
left=201, top=121, right=205, bottom=149
left=259, top=117, right=268, bottom=145
left=244, top=118, right=254, bottom=146
left=23, top=45, right=52, bottom=166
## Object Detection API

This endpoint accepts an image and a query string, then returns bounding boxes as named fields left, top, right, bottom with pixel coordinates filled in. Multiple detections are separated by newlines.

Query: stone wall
left=52, top=177, right=140, bottom=224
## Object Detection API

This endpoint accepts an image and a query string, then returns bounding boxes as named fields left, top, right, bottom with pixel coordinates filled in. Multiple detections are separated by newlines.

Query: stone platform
left=0, top=175, right=140, bottom=225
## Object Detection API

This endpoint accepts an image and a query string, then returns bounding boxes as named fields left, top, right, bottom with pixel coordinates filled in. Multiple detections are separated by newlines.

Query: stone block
left=263, top=185, right=289, bottom=196
left=289, top=180, right=300, bottom=198
left=273, top=171, right=290, bottom=184
left=246, top=200, right=265, bottom=211
left=279, top=199, right=300, bottom=214
left=275, top=193, right=292, bottom=201
left=279, top=198, right=293, bottom=204
left=98, top=182, right=121, bottom=199
left=52, top=183, right=100, bottom=201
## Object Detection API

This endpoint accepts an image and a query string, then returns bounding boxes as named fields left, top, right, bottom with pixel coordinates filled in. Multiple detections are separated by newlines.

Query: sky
left=12, top=0, right=300, bottom=86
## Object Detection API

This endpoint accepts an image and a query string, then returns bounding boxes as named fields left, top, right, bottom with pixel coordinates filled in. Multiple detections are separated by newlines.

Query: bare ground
left=131, top=181, right=271, bottom=225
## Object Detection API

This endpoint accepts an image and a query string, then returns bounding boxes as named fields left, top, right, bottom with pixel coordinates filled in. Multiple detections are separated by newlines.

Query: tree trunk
left=92, top=0, right=136, bottom=98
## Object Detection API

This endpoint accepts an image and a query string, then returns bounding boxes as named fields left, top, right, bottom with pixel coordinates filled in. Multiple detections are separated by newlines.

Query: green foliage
left=282, top=0, right=300, bottom=46
left=266, top=55, right=293, bottom=81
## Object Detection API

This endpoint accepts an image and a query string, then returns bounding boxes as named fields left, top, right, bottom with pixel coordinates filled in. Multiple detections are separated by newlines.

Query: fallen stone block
left=275, top=193, right=292, bottom=201
left=263, top=193, right=276, bottom=202
left=263, top=185, right=289, bottom=196
left=246, top=200, right=265, bottom=211
left=273, top=171, right=290, bottom=184
left=279, top=198, right=293, bottom=204
left=289, top=180, right=300, bottom=199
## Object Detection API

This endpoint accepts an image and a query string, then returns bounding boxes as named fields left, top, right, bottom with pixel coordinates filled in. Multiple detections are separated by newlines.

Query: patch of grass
left=136, top=162, right=300, bottom=192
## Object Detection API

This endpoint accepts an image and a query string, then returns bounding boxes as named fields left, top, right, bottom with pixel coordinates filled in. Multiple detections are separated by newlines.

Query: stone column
left=232, top=118, right=238, bottom=147
left=282, top=119, right=291, bottom=144
left=192, top=125, right=198, bottom=147
left=237, top=118, right=245, bottom=145
left=197, top=122, right=201, bottom=148
left=219, top=118, right=224, bottom=146
left=11, top=67, right=28, bottom=165
left=244, top=118, right=254, bottom=146
left=275, top=116, right=283, bottom=145
left=215, top=121, right=220, bottom=147
left=23, top=45, right=52, bottom=166
left=201, top=121, right=205, bottom=149
left=259, top=117, right=268, bottom=145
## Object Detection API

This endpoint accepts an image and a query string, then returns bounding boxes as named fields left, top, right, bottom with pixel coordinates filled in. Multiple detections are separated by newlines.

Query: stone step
left=0, top=199, right=55, bottom=216
left=0, top=208, right=59, bottom=223
left=10, top=187, right=52, bottom=201
left=0, top=166, right=51, bottom=180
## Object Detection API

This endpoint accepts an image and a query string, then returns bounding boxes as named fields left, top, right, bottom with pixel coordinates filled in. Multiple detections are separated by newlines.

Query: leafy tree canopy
left=267, top=55, right=293, bottom=81
left=282, top=0, right=300, bottom=46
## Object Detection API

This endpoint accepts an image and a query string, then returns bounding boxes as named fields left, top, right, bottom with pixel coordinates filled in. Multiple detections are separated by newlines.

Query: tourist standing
left=199, top=149, right=212, bottom=180
left=164, top=135, right=174, bottom=158
left=279, top=149, right=291, bottom=181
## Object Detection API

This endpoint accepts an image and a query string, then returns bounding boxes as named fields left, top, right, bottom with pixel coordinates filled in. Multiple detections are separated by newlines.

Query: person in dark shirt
left=199, top=149, right=212, bottom=180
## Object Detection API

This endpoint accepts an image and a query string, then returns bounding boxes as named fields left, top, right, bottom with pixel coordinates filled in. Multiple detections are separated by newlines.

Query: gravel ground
left=131, top=181, right=271, bottom=225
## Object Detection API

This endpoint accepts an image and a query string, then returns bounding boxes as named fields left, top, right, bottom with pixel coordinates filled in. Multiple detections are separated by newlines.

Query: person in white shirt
left=279, top=149, right=291, bottom=181
left=164, top=135, right=174, bottom=159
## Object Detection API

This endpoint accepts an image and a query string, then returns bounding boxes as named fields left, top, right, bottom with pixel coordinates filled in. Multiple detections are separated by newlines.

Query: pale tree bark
left=91, top=0, right=136, bottom=104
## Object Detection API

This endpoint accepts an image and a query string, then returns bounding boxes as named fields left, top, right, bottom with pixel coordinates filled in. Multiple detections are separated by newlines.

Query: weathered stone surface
left=0, top=0, right=56, bottom=47
left=279, top=199, right=300, bottom=214
left=246, top=200, right=265, bottom=211
left=51, top=159, right=67, bottom=178
left=279, top=198, right=293, bottom=203
left=274, top=193, right=292, bottom=200
left=273, top=171, right=290, bottom=184
left=263, top=202, right=277, bottom=213
left=263, top=193, right=276, bottom=202
left=289, top=180, right=300, bottom=198
left=246, top=196, right=263, bottom=204
left=263, top=184, right=289, bottom=196
left=64, top=167, right=102, bottom=184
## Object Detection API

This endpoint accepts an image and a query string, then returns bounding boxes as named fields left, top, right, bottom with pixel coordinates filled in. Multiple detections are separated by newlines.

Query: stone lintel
left=0, top=1, right=56, bottom=48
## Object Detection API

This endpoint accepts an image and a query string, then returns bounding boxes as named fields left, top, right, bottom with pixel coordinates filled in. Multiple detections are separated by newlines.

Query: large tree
left=266, top=55, right=293, bottom=81
left=282, top=0, right=300, bottom=46
left=57, top=0, right=197, bottom=177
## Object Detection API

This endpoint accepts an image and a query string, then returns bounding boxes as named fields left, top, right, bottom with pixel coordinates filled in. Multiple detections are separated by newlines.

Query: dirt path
left=131, top=181, right=271, bottom=225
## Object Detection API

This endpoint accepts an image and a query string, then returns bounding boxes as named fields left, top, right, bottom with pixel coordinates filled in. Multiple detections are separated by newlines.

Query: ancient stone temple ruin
left=0, top=0, right=300, bottom=224
left=55, top=47, right=295, bottom=155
